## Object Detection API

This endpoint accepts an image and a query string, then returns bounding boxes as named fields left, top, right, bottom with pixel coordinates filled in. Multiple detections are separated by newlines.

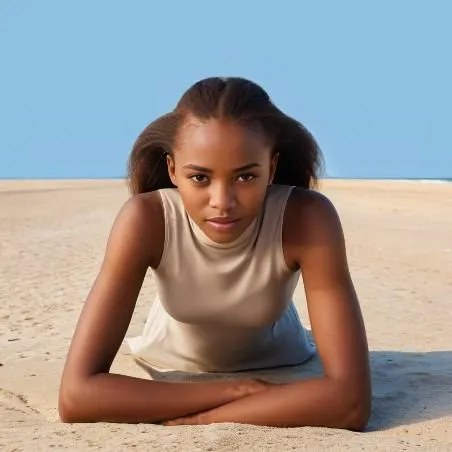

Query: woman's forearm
left=59, top=373, right=264, bottom=424
left=198, top=376, right=371, bottom=430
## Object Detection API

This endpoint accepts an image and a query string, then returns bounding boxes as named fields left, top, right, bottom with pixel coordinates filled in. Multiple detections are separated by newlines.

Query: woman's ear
left=269, top=152, right=279, bottom=185
left=166, top=154, right=178, bottom=186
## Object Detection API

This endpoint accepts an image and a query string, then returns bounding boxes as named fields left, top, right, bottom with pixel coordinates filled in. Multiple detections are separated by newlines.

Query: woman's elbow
left=341, top=387, right=372, bottom=432
left=343, top=400, right=371, bottom=431
left=58, top=378, right=92, bottom=423
left=58, top=400, right=77, bottom=423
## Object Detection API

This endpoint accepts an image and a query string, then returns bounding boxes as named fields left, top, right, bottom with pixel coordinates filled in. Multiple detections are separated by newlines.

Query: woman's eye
left=237, top=173, right=255, bottom=183
left=190, top=174, right=209, bottom=183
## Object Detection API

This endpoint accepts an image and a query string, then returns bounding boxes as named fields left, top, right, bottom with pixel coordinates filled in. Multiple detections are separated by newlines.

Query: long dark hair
left=127, top=77, right=323, bottom=195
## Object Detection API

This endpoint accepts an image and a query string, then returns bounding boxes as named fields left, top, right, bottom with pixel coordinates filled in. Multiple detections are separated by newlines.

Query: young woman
left=58, top=77, right=371, bottom=430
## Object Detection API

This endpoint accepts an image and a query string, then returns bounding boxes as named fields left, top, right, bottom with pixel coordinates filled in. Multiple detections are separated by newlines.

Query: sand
left=1, top=179, right=451, bottom=451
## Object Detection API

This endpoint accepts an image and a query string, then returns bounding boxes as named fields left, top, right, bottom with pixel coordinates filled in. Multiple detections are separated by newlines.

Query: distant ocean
left=325, top=177, right=452, bottom=183
left=397, top=178, right=452, bottom=183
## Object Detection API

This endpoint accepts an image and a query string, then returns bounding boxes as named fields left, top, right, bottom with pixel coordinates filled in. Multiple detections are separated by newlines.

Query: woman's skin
left=59, top=118, right=371, bottom=430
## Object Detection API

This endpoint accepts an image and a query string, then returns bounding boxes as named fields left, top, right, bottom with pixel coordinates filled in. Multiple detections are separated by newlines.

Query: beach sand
left=1, top=179, right=451, bottom=450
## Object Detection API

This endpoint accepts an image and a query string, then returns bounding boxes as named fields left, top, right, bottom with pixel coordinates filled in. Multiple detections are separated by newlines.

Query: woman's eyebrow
left=182, top=163, right=261, bottom=173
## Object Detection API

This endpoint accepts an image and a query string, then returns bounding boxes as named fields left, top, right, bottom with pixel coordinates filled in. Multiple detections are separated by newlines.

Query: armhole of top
left=277, top=186, right=296, bottom=273
left=154, top=190, right=170, bottom=271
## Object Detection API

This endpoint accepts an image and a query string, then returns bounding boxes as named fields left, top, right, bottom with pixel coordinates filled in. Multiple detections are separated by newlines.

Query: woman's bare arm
left=58, top=194, right=267, bottom=424
left=164, top=190, right=371, bottom=430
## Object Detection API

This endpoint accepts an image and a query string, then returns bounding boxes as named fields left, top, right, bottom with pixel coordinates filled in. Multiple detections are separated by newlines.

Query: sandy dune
left=1, top=179, right=451, bottom=450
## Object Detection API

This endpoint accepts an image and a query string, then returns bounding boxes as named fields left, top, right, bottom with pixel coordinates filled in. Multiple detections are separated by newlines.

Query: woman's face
left=167, top=117, right=278, bottom=244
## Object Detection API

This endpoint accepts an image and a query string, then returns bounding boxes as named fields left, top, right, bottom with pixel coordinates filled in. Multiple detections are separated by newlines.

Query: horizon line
left=0, top=176, right=450, bottom=181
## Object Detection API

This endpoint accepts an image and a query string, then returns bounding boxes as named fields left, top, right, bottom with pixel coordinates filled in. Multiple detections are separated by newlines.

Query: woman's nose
left=209, top=183, right=237, bottom=212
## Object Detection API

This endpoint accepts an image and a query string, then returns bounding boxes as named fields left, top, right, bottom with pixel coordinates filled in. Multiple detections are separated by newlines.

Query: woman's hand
left=163, top=411, right=210, bottom=426
left=234, top=378, right=275, bottom=399
left=162, top=379, right=276, bottom=426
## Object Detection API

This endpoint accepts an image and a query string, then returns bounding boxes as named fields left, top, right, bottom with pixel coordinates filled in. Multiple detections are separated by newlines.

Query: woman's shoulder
left=283, top=187, right=344, bottom=263
left=120, top=190, right=165, bottom=223
left=114, top=190, right=166, bottom=268
left=285, top=186, right=337, bottom=218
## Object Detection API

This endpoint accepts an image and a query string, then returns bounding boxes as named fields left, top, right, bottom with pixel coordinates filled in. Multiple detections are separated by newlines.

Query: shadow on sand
left=134, top=349, right=452, bottom=431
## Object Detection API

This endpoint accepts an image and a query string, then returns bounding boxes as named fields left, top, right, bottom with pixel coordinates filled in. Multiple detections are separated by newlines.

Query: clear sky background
left=1, top=1, right=451, bottom=179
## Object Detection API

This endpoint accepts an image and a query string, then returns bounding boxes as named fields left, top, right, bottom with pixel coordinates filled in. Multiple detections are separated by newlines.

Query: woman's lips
left=206, top=218, right=239, bottom=232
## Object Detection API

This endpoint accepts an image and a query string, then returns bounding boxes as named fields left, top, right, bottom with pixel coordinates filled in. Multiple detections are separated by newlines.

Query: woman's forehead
left=175, top=118, right=271, bottom=163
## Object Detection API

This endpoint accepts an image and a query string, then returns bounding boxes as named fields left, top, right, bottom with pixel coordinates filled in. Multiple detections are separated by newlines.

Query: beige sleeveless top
left=126, top=184, right=315, bottom=373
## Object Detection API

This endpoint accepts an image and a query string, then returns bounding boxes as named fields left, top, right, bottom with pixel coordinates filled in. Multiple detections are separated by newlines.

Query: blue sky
left=1, top=1, right=451, bottom=179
